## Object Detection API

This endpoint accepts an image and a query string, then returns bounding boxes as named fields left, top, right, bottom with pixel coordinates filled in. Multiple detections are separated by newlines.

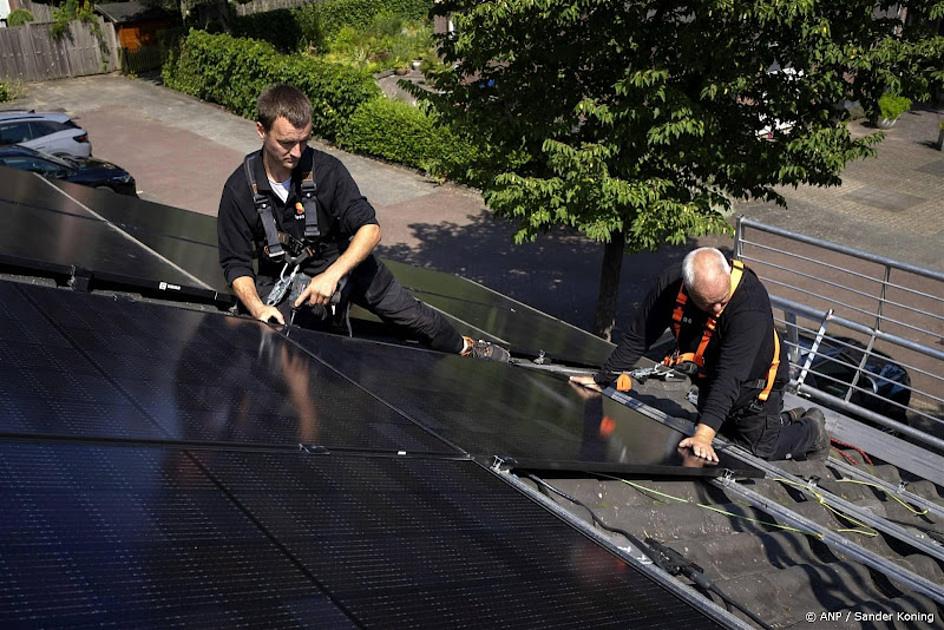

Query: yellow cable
left=597, top=474, right=825, bottom=541
left=833, top=479, right=929, bottom=516
left=774, top=478, right=878, bottom=537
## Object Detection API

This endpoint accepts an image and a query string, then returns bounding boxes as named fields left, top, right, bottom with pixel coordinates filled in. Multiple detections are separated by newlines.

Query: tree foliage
left=421, top=0, right=944, bottom=335
left=7, top=9, right=35, bottom=27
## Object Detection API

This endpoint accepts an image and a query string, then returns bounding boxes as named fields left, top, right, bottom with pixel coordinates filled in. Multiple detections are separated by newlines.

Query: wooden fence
left=9, top=0, right=55, bottom=23
left=0, top=17, right=119, bottom=81
left=234, top=0, right=314, bottom=17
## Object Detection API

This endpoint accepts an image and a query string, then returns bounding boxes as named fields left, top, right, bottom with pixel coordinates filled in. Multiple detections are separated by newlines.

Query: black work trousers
left=256, top=254, right=464, bottom=354
left=724, top=389, right=817, bottom=460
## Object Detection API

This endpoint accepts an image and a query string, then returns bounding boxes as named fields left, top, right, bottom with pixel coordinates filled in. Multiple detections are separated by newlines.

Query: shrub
left=7, top=8, right=34, bottom=27
left=323, top=14, right=432, bottom=73
left=877, top=93, right=912, bottom=120
left=162, top=30, right=378, bottom=140
left=0, top=82, right=11, bottom=102
left=295, top=0, right=431, bottom=46
left=337, top=97, right=477, bottom=177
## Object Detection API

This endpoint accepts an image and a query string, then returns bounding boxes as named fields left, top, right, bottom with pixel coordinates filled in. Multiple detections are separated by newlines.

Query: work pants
left=724, top=389, right=818, bottom=460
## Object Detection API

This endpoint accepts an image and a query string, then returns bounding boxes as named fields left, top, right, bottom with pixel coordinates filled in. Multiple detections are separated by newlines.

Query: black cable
left=527, top=474, right=773, bottom=630
left=526, top=474, right=649, bottom=551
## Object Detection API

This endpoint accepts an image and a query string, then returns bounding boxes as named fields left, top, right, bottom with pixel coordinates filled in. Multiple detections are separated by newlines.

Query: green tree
left=421, top=0, right=944, bottom=339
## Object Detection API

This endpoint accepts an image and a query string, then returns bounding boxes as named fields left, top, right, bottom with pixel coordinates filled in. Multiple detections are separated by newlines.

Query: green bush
left=878, top=93, right=912, bottom=120
left=162, top=30, right=378, bottom=140
left=337, top=97, right=477, bottom=177
left=295, top=0, right=431, bottom=45
left=324, top=14, right=432, bottom=73
left=0, top=82, right=11, bottom=102
left=7, top=8, right=34, bottom=27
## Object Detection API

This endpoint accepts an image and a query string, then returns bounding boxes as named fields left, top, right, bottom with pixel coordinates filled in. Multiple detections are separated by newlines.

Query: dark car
left=791, top=333, right=911, bottom=422
left=0, top=145, right=136, bottom=196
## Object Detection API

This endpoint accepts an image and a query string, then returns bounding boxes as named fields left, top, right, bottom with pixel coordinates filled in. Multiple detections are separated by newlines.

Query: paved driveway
left=10, top=74, right=943, bottom=333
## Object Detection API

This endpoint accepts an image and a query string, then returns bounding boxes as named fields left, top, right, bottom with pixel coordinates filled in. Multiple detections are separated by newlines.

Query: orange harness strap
left=664, top=260, right=780, bottom=400
left=758, top=329, right=781, bottom=402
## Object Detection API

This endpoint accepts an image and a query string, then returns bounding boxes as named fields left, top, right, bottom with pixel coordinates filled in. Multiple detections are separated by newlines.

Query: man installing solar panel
left=217, top=84, right=509, bottom=361
left=571, top=247, right=829, bottom=462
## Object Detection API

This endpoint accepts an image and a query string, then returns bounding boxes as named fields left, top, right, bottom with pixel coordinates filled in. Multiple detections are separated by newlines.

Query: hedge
left=162, top=30, right=378, bottom=140
left=337, top=97, right=477, bottom=178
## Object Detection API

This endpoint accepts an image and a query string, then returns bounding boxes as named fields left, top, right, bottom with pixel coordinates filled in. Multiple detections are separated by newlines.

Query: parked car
left=0, top=109, right=92, bottom=158
left=0, top=145, right=136, bottom=196
left=790, top=333, right=911, bottom=422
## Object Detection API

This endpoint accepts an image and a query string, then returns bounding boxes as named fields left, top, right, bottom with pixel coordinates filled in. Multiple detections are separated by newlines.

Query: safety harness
left=663, top=259, right=781, bottom=402
left=244, top=152, right=321, bottom=263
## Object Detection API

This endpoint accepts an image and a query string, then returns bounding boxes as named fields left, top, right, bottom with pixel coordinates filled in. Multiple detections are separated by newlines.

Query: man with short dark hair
left=572, top=247, right=828, bottom=462
left=218, top=84, right=509, bottom=361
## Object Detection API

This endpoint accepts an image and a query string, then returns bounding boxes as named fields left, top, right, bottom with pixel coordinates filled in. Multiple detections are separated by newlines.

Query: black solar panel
left=51, top=180, right=229, bottom=293
left=384, top=259, right=615, bottom=366
left=291, top=329, right=760, bottom=477
left=0, top=168, right=222, bottom=301
left=0, top=440, right=721, bottom=628
left=0, top=441, right=357, bottom=629
left=3, top=281, right=457, bottom=454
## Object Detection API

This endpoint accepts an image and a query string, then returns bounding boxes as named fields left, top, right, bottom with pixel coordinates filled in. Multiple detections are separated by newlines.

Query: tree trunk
left=592, top=229, right=625, bottom=341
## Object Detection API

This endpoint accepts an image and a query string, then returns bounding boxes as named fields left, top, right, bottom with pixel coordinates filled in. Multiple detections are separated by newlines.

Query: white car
left=0, top=109, right=92, bottom=158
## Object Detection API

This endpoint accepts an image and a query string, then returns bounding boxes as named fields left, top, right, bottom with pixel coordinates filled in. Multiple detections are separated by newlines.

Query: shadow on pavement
left=376, top=210, right=692, bottom=334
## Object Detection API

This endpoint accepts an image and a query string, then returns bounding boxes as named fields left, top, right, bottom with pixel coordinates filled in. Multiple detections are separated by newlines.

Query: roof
left=94, top=1, right=176, bottom=24
left=0, top=110, right=72, bottom=123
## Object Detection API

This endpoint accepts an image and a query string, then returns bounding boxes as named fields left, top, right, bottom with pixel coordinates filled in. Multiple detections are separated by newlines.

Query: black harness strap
left=244, top=154, right=284, bottom=260
left=299, top=169, right=321, bottom=239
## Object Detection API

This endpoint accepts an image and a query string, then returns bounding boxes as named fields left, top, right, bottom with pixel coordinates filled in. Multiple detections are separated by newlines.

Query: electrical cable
left=526, top=474, right=772, bottom=629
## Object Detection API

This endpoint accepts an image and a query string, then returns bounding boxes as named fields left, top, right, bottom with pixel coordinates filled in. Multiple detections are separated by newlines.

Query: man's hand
left=569, top=374, right=603, bottom=393
left=294, top=271, right=339, bottom=308
left=678, top=423, right=719, bottom=463
left=253, top=304, right=285, bottom=325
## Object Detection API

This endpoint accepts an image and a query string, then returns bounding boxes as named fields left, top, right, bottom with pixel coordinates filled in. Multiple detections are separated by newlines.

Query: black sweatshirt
left=595, top=263, right=789, bottom=431
left=217, top=146, right=378, bottom=285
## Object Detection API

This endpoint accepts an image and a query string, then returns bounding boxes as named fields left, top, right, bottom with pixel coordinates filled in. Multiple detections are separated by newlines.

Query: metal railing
left=734, top=217, right=944, bottom=450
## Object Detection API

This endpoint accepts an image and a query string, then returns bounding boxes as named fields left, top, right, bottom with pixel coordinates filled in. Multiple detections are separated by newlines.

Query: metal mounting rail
left=606, top=389, right=944, bottom=603
left=825, top=457, right=944, bottom=522
left=720, top=442, right=944, bottom=566
left=711, top=474, right=944, bottom=605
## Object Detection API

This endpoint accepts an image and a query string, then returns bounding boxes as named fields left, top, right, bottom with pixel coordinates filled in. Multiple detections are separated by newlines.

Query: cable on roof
left=597, top=473, right=824, bottom=541
left=832, top=478, right=929, bottom=516
left=525, top=474, right=773, bottom=629
left=773, top=478, right=878, bottom=537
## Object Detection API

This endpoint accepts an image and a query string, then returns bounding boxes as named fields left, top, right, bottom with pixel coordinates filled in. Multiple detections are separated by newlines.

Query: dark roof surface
left=95, top=0, right=175, bottom=23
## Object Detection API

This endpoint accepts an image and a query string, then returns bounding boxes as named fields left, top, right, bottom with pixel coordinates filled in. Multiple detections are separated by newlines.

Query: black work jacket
left=596, top=263, right=789, bottom=431
left=217, top=146, right=378, bottom=285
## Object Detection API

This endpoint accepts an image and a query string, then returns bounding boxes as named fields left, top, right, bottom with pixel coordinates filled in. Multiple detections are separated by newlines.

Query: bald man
left=572, top=247, right=828, bottom=462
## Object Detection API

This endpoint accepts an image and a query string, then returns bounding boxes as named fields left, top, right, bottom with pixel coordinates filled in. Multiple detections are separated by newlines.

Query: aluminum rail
left=605, top=388, right=944, bottom=604
left=826, top=457, right=944, bottom=522
left=606, top=389, right=944, bottom=566
left=711, top=475, right=944, bottom=605
left=735, top=217, right=944, bottom=283
left=770, top=295, right=944, bottom=363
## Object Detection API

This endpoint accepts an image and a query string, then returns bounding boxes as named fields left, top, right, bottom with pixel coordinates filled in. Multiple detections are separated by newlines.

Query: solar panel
left=0, top=168, right=221, bottom=301
left=0, top=441, right=358, bottom=629
left=50, top=180, right=229, bottom=294
left=2, top=281, right=458, bottom=454
left=384, top=259, right=615, bottom=366
left=291, top=330, right=761, bottom=477
left=0, top=439, right=722, bottom=628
